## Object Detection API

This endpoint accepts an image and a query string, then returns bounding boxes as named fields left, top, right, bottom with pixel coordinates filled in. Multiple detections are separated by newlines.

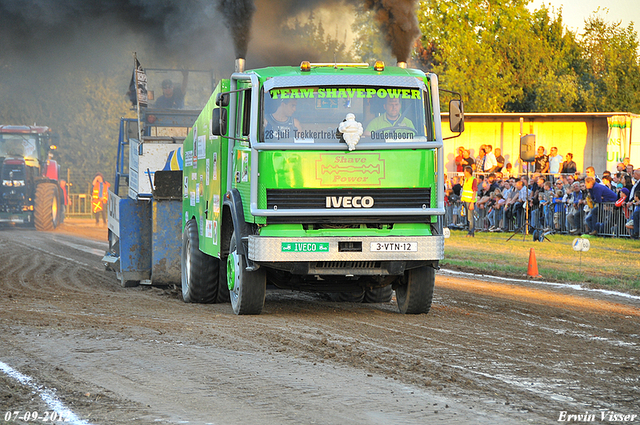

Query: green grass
left=443, top=230, right=640, bottom=292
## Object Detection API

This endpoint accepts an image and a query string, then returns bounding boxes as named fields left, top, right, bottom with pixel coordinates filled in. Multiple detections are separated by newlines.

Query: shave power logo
left=315, top=153, right=386, bottom=187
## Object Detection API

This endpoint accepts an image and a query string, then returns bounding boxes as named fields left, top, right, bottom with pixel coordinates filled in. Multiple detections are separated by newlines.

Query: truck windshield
left=261, top=86, right=429, bottom=143
left=0, top=134, right=38, bottom=160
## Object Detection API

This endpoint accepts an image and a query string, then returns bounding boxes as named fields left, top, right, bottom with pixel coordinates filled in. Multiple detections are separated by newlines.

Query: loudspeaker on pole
left=520, top=134, right=536, bottom=163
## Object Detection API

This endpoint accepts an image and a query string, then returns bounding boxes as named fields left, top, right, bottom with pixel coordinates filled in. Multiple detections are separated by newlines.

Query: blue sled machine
left=102, top=66, right=213, bottom=286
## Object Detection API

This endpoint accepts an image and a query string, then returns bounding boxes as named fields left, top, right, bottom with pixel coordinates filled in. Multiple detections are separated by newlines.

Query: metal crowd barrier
left=66, top=194, right=93, bottom=217
left=445, top=200, right=633, bottom=238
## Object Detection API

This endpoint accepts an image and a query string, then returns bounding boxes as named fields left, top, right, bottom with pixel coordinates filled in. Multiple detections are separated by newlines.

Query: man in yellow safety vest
left=92, top=173, right=110, bottom=226
left=460, top=166, right=478, bottom=237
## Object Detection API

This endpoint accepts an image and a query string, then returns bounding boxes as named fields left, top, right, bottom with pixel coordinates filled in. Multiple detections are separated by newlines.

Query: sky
left=528, top=0, right=639, bottom=33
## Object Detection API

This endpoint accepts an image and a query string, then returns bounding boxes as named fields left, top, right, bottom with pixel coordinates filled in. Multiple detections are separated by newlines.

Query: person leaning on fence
left=461, top=166, right=478, bottom=237
left=567, top=181, right=583, bottom=234
left=487, top=189, right=505, bottom=231
left=449, top=176, right=462, bottom=227
left=563, top=183, right=576, bottom=233
left=529, top=176, right=545, bottom=229
left=626, top=168, right=640, bottom=239
left=541, top=181, right=555, bottom=231
left=586, top=166, right=601, bottom=184
left=584, top=176, right=617, bottom=235
left=552, top=189, right=564, bottom=231
left=514, top=178, right=530, bottom=230
left=503, top=178, right=517, bottom=229
left=476, top=179, right=492, bottom=214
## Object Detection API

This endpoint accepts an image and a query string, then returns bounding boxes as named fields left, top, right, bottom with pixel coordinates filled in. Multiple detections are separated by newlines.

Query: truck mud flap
left=223, top=189, right=255, bottom=268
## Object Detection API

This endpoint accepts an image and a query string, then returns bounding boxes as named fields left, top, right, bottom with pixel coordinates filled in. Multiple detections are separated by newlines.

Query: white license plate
left=370, top=242, right=417, bottom=252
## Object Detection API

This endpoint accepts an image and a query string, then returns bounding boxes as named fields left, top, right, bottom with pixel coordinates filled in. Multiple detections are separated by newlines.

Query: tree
left=415, top=1, right=640, bottom=113
left=503, top=5, right=584, bottom=112
left=416, top=0, right=527, bottom=112
left=579, top=13, right=640, bottom=113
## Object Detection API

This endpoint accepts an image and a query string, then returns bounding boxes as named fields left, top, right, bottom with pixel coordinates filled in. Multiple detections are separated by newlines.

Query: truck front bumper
left=248, top=235, right=444, bottom=263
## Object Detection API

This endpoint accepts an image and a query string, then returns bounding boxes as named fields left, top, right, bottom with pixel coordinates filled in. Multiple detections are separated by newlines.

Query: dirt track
left=1, top=221, right=639, bottom=424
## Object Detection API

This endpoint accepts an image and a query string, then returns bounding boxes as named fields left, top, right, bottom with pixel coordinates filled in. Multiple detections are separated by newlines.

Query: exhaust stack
left=235, top=58, right=245, bottom=73
left=397, top=61, right=407, bottom=69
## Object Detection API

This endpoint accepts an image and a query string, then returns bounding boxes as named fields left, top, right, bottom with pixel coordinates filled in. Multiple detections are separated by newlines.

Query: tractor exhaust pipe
left=235, top=58, right=245, bottom=73
left=397, top=61, right=407, bottom=69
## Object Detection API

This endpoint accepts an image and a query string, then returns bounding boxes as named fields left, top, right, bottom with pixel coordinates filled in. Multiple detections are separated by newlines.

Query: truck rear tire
left=181, top=219, right=218, bottom=303
left=395, top=266, right=435, bottom=314
left=227, top=232, right=266, bottom=315
left=364, top=285, right=393, bottom=303
left=34, top=183, right=60, bottom=231
left=330, top=290, right=365, bottom=303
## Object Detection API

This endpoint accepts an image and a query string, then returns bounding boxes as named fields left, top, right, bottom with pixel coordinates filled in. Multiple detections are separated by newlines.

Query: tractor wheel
left=364, top=285, right=393, bottom=303
left=330, top=289, right=365, bottom=303
left=395, top=266, right=435, bottom=314
left=227, top=231, right=266, bottom=315
left=181, top=219, right=218, bottom=303
left=34, top=183, right=60, bottom=231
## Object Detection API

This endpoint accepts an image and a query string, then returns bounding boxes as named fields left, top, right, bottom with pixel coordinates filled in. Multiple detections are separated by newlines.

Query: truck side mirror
left=449, top=99, right=464, bottom=133
left=211, top=107, right=227, bottom=136
left=216, top=93, right=230, bottom=107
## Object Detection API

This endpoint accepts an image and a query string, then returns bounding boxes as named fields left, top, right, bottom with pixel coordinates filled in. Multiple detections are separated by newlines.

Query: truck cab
left=181, top=61, right=464, bottom=315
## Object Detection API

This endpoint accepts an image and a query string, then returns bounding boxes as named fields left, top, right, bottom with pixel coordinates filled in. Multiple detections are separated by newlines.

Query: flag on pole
left=134, top=56, right=148, bottom=107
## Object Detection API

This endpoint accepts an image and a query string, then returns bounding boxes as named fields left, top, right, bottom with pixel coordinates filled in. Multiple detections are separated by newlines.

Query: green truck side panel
left=182, top=79, right=230, bottom=259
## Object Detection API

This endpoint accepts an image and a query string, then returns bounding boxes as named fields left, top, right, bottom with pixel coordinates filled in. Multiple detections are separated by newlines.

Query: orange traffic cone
left=527, top=248, right=542, bottom=278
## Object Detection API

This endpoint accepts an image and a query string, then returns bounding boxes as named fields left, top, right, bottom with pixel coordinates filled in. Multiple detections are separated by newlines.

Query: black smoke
left=218, top=0, right=255, bottom=59
left=0, top=0, right=224, bottom=63
left=0, top=0, right=421, bottom=67
left=364, top=0, right=420, bottom=63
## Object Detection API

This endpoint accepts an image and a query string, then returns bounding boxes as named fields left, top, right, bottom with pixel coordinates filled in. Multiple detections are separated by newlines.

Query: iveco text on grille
left=325, top=196, right=374, bottom=208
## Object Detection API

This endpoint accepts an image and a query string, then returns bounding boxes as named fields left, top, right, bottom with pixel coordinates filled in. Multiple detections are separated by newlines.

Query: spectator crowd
left=446, top=145, right=640, bottom=239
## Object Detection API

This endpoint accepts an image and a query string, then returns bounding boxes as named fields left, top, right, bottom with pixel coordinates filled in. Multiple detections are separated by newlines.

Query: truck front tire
left=395, top=266, right=435, bottom=314
left=181, top=219, right=218, bottom=303
left=227, top=232, right=266, bottom=315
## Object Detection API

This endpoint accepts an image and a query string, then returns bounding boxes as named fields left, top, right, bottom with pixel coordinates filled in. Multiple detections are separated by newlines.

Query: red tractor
left=0, top=125, right=66, bottom=230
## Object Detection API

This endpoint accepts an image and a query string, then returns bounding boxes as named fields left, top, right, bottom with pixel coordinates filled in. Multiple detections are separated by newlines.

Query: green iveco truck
left=180, top=60, right=463, bottom=315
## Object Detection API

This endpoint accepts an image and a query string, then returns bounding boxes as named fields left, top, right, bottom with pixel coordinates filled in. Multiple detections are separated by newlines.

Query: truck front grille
left=266, top=188, right=431, bottom=210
